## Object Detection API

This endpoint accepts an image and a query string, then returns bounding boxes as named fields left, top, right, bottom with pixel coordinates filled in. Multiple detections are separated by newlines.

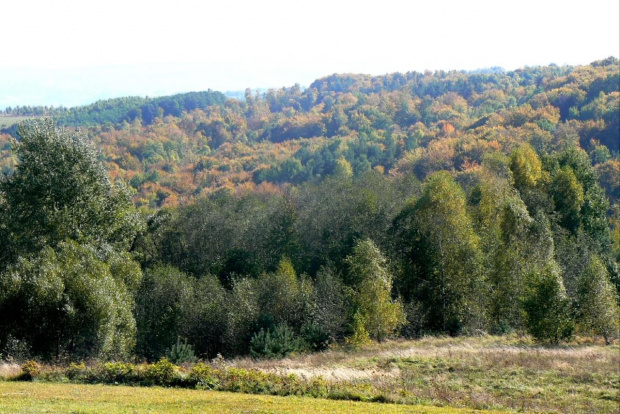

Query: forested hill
left=1, top=58, right=619, bottom=362
left=1, top=90, right=227, bottom=129
left=4, top=59, right=618, bottom=209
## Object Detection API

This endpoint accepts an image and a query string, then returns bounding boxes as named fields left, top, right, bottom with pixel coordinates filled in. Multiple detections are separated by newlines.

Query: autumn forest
left=0, top=58, right=619, bottom=363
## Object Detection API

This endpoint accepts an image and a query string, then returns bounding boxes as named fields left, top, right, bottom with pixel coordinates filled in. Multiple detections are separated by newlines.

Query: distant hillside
left=1, top=90, right=227, bottom=130
left=1, top=58, right=618, bottom=208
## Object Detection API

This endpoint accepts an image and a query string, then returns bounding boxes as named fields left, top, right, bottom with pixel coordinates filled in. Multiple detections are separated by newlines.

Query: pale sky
left=1, top=0, right=618, bottom=107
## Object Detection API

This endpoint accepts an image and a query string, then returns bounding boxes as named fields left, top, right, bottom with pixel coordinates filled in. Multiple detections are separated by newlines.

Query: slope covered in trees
left=0, top=90, right=227, bottom=130
left=0, top=58, right=619, bottom=362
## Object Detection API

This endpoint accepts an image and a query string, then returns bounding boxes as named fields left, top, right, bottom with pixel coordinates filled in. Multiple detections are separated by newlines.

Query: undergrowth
left=11, top=358, right=388, bottom=404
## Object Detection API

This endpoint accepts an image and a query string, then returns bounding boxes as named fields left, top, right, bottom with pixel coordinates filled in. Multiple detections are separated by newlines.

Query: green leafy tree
left=510, top=144, right=543, bottom=191
left=552, top=166, right=584, bottom=233
left=0, top=241, right=136, bottom=360
left=309, top=265, right=349, bottom=343
left=407, top=172, right=485, bottom=333
left=523, top=263, right=574, bottom=344
left=577, top=256, right=620, bottom=344
left=224, top=277, right=260, bottom=355
left=346, top=239, right=404, bottom=342
left=255, top=257, right=313, bottom=330
left=135, top=266, right=227, bottom=361
left=0, top=119, right=143, bottom=260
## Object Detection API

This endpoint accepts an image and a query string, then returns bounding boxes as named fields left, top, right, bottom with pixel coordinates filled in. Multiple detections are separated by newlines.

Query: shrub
left=189, top=363, right=220, bottom=390
left=306, top=376, right=330, bottom=398
left=65, top=362, right=91, bottom=382
left=19, top=360, right=40, bottom=381
left=145, top=357, right=178, bottom=386
left=99, top=362, right=137, bottom=383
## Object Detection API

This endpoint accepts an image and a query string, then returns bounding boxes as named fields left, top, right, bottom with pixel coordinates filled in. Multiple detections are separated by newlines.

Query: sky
left=1, top=0, right=618, bottom=108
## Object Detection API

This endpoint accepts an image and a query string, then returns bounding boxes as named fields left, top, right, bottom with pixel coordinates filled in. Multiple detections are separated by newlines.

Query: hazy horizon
left=2, top=0, right=618, bottom=108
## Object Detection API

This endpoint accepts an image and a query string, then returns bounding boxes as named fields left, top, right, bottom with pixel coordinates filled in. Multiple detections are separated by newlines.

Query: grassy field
left=0, top=381, right=501, bottom=414
left=1, top=335, right=618, bottom=413
left=0, top=115, right=33, bottom=129
left=231, top=335, right=620, bottom=413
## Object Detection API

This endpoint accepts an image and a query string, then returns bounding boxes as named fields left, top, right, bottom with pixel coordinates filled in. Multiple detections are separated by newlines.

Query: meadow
left=0, top=381, right=501, bottom=414
left=0, top=115, right=32, bottom=129
left=231, top=335, right=620, bottom=413
left=1, top=335, right=617, bottom=413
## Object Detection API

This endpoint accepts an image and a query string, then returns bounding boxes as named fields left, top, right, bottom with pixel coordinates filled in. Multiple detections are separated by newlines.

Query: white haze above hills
left=1, top=0, right=618, bottom=108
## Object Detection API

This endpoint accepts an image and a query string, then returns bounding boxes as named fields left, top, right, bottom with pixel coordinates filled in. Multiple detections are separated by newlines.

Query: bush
left=189, top=363, right=220, bottom=390
left=145, top=357, right=178, bottom=386
left=44, top=360, right=387, bottom=404
left=306, top=376, right=330, bottom=398
left=65, top=362, right=91, bottom=382
left=19, top=360, right=40, bottom=381
left=99, top=362, right=137, bottom=383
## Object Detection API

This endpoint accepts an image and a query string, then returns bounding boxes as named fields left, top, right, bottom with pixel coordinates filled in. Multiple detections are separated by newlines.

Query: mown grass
left=0, top=381, right=501, bottom=414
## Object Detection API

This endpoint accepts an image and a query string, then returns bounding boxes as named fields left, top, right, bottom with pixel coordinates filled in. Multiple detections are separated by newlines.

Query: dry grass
left=0, top=363, right=21, bottom=379
left=227, top=335, right=620, bottom=413
left=3, top=335, right=617, bottom=412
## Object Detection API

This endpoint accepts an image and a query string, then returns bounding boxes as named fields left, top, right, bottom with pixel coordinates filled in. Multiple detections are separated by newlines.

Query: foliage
left=145, top=357, right=178, bottom=386
left=249, top=324, right=307, bottom=359
left=0, top=60, right=619, bottom=361
left=0, top=119, right=143, bottom=259
left=346, top=239, right=404, bottom=342
left=98, top=361, right=137, bottom=384
left=523, top=263, right=575, bottom=344
left=577, top=256, right=620, bottom=344
left=510, top=144, right=543, bottom=191
left=0, top=241, right=137, bottom=360
left=345, top=311, right=370, bottom=347
left=0, top=61, right=613, bottom=208
left=166, top=337, right=197, bottom=364
left=398, top=171, right=484, bottom=333
left=135, top=266, right=227, bottom=361
left=309, top=265, right=349, bottom=343
left=19, top=360, right=40, bottom=381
